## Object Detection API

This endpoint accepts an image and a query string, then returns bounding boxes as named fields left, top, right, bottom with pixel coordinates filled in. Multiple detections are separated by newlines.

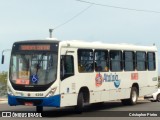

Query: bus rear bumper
left=8, top=94, right=60, bottom=107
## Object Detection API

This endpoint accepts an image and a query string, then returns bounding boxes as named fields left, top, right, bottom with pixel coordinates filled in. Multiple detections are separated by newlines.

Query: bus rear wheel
left=36, top=106, right=43, bottom=113
left=121, top=87, right=138, bottom=105
left=156, top=94, right=160, bottom=102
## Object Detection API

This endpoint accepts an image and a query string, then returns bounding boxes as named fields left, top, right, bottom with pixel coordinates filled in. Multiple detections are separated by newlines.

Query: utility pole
left=49, top=29, right=54, bottom=38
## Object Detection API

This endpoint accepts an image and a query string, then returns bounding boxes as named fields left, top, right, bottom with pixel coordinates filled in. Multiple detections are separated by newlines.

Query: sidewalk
left=0, top=98, right=7, bottom=104
left=0, top=98, right=7, bottom=101
left=138, top=96, right=144, bottom=101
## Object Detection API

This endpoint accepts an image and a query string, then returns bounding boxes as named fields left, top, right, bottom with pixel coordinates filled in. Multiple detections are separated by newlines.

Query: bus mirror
left=1, top=55, right=4, bottom=64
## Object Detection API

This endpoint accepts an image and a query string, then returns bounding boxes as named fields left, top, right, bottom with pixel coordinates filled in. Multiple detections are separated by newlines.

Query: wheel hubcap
left=132, top=91, right=137, bottom=102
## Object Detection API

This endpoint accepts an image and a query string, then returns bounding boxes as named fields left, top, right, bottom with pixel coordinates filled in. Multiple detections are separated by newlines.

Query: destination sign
left=20, top=45, right=50, bottom=51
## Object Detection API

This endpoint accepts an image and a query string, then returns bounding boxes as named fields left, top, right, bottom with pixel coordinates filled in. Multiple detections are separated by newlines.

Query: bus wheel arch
left=132, top=83, right=139, bottom=97
left=78, top=87, right=90, bottom=103
left=156, top=93, right=160, bottom=102
left=121, top=83, right=139, bottom=105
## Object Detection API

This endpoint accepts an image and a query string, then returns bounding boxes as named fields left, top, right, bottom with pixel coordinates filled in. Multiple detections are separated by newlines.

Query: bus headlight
left=7, top=86, right=14, bottom=96
left=46, top=87, right=57, bottom=97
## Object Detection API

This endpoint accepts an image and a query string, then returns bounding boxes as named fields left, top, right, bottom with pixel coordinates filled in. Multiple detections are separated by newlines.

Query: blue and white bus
left=5, top=39, right=158, bottom=112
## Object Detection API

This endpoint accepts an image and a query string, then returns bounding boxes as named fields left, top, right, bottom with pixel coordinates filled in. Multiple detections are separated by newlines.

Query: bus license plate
left=25, top=102, right=33, bottom=106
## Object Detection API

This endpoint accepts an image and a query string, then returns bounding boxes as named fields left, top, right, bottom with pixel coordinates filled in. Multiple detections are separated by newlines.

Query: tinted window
left=110, top=50, right=122, bottom=71
left=136, top=52, right=146, bottom=71
left=148, top=52, right=156, bottom=70
left=95, top=50, right=109, bottom=72
left=124, top=51, right=135, bottom=71
left=61, top=55, right=74, bottom=80
left=78, top=49, right=94, bottom=72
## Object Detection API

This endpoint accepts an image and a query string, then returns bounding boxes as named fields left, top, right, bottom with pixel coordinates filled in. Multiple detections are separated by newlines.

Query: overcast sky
left=0, top=0, right=160, bottom=73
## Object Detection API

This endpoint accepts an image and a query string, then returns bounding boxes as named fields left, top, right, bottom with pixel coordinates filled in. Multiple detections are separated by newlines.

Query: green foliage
left=0, top=71, right=7, bottom=84
left=158, top=76, right=160, bottom=88
left=0, top=71, right=7, bottom=97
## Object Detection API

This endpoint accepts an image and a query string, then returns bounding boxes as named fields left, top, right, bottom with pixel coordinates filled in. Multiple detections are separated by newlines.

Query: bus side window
left=136, top=51, right=146, bottom=71
left=147, top=52, right=156, bottom=71
left=95, top=50, right=109, bottom=72
left=61, top=55, right=74, bottom=80
left=78, top=49, right=94, bottom=72
left=110, top=50, right=123, bottom=71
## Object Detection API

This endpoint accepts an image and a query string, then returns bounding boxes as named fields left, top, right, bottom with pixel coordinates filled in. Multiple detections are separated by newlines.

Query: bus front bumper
left=8, top=94, right=60, bottom=107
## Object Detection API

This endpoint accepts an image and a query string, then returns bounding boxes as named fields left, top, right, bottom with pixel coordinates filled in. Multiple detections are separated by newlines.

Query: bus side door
left=60, top=48, right=77, bottom=107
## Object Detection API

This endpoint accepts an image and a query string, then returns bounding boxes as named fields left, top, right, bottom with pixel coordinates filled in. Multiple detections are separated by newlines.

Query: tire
left=130, top=87, right=138, bottom=105
left=121, top=87, right=138, bottom=105
left=36, top=106, right=43, bottom=113
left=75, top=92, right=84, bottom=113
left=156, top=94, right=160, bottom=102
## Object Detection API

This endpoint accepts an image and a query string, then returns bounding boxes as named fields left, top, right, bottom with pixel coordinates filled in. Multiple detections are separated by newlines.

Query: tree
left=0, top=71, right=7, bottom=97
left=158, top=76, right=160, bottom=88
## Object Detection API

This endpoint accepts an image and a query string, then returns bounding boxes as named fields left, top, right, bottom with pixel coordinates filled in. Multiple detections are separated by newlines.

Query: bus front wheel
left=36, top=106, right=43, bottom=113
left=75, top=92, right=84, bottom=113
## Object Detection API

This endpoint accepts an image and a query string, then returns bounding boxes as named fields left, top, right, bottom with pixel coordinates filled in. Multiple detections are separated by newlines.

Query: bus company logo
left=95, top=73, right=103, bottom=87
left=95, top=73, right=121, bottom=88
left=103, top=73, right=121, bottom=88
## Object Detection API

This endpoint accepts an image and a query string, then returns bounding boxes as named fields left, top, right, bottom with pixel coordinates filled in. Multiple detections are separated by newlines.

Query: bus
left=5, top=39, right=158, bottom=112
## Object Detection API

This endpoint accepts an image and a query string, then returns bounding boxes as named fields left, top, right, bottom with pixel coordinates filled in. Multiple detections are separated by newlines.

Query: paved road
left=0, top=100, right=160, bottom=119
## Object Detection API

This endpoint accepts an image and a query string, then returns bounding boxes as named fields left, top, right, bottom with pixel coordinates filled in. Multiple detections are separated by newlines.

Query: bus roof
left=13, top=39, right=59, bottom=44
left=60, top=40, right=157, bottom=52
left=13, top=39, right=157, bottom=52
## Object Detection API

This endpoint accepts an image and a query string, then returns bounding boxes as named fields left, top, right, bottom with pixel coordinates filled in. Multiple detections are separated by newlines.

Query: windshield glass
left=10, top=52, right=57, bottom=85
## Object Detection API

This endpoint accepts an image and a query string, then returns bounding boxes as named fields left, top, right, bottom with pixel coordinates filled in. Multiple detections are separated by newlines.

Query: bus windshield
left=10, top=52, right=58, bottom=86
